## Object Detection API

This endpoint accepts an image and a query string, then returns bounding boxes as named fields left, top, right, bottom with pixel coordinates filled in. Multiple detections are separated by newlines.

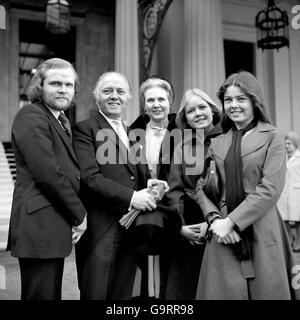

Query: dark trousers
left=18, top=257, right=64, bottom=300
left=284, top=221, right=300, bottom=251
left=293, top=222, right=300, bottom=251
left=76, top=225, right=138, bottom=300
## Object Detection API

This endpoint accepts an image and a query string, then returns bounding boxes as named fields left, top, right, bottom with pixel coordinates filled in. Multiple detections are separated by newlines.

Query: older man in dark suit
left=7, top=58, right=87, bottom=300
left=73, top=71, right=157, bottom=300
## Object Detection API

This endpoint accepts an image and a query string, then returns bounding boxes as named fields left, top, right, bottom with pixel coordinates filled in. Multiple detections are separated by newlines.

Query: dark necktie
left=58, top=112, right=72, bottom=140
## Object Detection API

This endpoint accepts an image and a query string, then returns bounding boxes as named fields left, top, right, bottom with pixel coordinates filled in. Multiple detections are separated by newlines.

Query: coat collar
left=211, top=121, right=275, bottom=160
left=129, top=113, right=177, bottom=152
left=129, top=113, right=178, bottom=171
left=37, top=102, right=79, bottom=166
left=130, top=113, right=177, bottom=132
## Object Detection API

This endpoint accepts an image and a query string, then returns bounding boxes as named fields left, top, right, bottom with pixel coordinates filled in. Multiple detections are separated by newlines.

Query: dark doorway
left=19, top=19, right=76, bottom=123
left=224, top=40, right=255, bottom=78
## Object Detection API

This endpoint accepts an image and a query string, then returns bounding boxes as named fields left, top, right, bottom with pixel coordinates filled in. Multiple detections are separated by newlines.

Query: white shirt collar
left=98, top=109, right=122, bottom=126
left=98, top=109, right=129, bottom=149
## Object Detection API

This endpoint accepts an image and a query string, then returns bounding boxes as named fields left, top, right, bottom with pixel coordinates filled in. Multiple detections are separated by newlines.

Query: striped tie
left=58, top=112, right=72, bottom=140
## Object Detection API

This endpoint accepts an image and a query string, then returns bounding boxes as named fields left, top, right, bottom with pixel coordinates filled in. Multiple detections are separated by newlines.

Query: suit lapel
left=95, top=111, right=135, bottom=175
left=241, top=122, right=274, bottom=157
left=211, top=132, right=232, bottom=160
left=95, top=111, right=124, bottom=150
left=128, top=127, right=148, bottom=176
left=38, top=103, right=79, bottom=166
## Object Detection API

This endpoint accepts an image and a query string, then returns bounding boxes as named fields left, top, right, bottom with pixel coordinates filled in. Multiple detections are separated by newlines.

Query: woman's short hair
left=176, top=88, right=221, bottom=130
left=139, top=76, right=175, bottom=108
left=217, top=71, right=272, bottom=132
left=27, top=58, right=79, bottom=103
left=286, top=131, right=300, bottom=149
left=93, top=71, right=131, bottom=102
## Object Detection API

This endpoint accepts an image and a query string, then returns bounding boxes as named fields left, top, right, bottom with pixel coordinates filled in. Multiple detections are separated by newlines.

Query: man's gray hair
left=93, top=71, right=132, bottom=101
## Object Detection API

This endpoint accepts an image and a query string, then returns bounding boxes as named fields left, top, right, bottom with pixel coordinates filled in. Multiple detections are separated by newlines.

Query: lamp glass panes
left=255, top=0, right=289, bottom=50
left=46, top=0, right=71, bottom=34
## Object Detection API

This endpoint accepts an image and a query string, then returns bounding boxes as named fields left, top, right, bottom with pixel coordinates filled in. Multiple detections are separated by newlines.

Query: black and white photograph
left=0, top=0, right=300, bottom=305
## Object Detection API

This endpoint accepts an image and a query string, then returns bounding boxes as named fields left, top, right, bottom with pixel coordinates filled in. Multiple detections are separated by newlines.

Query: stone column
left=184, top=0, right=225, bottom=101
left=115, top=0, right=140, bottom=125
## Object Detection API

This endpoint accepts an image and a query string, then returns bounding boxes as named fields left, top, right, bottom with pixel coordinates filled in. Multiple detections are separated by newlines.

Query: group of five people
left=7, top=57, right=300, bottom=300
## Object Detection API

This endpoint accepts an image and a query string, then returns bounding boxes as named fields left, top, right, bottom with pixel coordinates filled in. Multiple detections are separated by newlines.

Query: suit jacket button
left=130, top=176, right=135, bottom=181
left=76, top=175, right=81, bottom=181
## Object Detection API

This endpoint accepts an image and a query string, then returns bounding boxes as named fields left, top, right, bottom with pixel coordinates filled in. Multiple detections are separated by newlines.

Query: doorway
left=19, top=19, right=76, bottom=123
left=224, top=39, right=256, bottom=78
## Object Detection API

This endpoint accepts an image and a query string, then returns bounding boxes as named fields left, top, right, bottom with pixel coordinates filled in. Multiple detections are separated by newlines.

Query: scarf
left=224, top=120, right=257, bottom=261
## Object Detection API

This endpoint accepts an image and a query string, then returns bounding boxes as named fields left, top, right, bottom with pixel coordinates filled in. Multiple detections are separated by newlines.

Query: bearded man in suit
left=73, top=72, right=157, bottom=300
left=7, top=58, right=87, bottom=300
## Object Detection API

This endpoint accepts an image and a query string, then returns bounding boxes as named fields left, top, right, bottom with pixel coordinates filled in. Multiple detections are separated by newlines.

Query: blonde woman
left=164, top=88, right=222, bottom=299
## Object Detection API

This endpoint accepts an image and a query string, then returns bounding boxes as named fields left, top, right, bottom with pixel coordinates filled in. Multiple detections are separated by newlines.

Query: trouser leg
left=284, top=221, right=295, bottom=247
left=18, top=258, right=64, bottom=300
left=292, top=222, right=300, bottom=252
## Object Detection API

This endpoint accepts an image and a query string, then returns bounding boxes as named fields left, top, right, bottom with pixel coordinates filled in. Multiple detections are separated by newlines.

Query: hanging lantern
left=46, top=0, right=71, bottom=34
left=255, top=0, right=289, bottom=50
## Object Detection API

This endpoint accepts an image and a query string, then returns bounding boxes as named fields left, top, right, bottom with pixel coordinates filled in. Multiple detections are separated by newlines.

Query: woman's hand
left=219, top=230, right=241, bottom=245
left=210, top=217, right=235, bottom=243
left=147, top=179, right=169, bottom=192
left=180, top=223, right=207, bottom=245
left=188, top=222, right=208, bottom=239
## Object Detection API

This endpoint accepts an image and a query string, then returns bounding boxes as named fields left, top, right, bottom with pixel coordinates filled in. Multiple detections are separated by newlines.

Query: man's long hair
left=27, top=58, right=79, bottom=103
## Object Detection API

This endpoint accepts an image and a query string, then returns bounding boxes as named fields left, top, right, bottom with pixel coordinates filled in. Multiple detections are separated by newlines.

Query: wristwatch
left=206, top=212, right=221, bottom=226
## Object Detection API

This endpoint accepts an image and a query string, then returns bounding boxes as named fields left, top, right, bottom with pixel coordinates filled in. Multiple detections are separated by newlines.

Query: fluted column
left=115, top=0, right=140, bottom=125
left=184, top=0, right=225, bottom=100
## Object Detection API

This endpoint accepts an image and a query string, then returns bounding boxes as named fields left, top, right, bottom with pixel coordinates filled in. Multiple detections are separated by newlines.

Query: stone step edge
left=0, top=214, right=10, bottom=219
left=0, top=242, right=8, bottom=252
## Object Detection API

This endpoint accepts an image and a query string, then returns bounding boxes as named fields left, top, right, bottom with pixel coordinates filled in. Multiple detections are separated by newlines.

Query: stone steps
left=0, top=241, right=7, bottom=251
left=0, top=143, right=14, bottom=251
left=0, top=215, right=10, bottom=250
